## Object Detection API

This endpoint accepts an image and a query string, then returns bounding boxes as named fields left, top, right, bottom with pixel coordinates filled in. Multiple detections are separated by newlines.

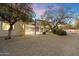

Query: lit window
left=2, top=22, right=14, bottom=30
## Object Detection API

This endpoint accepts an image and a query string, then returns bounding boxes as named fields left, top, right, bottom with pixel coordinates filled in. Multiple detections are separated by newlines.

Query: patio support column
left=35, top=19, right=36, bottom=35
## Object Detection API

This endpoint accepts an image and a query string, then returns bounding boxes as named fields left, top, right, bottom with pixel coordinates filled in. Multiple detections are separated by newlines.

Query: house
left=0, top=20, right=42, bottom=37
left=0, top=21, right=24, bottom=37
left=24, top=21, right=42, bottom=35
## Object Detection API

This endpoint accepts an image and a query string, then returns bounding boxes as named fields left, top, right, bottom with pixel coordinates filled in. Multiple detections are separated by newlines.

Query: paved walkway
left=0, top=33, right=79, bottom=56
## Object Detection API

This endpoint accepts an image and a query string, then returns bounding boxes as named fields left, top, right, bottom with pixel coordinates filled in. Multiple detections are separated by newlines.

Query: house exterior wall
left=0, top=21, right=24, bottom=37
left=0, top=21, right=42, bottom=37
left=25, top=24, right=42, bottom=35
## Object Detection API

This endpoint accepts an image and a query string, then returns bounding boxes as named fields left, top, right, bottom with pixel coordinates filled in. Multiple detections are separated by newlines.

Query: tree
left=41, top=5, right=73, bottom=30
left=41, top=20, right=51, bottom=32
left=41, top=11, right=53, bottom=32
left=0, top=3, right=35, bottom=40
left=75, top=19, right=79, bottom=29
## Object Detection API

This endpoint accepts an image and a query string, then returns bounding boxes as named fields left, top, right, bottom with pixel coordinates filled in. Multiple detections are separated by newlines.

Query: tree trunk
left=53, top=23, right=59, bottom=29
left=5, top=24, right=13, bottom=40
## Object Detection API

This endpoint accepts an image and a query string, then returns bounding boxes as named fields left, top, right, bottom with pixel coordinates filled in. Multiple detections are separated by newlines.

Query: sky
left=33, top=3, right=79, bottom=19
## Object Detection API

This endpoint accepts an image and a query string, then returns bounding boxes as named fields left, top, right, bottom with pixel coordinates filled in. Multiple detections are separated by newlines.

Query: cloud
left=32, top=4, right=62, bottom=19
left=34, top=9, right=45, bottom=19
left=35, top=9, right=45, bottom=15
left=48, top=5, right=61, bottom=10
left=32, top=4, right=46, bottom=18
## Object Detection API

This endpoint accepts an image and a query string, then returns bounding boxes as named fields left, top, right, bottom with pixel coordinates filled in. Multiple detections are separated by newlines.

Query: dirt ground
left=0, top=33, right=79, bottom=56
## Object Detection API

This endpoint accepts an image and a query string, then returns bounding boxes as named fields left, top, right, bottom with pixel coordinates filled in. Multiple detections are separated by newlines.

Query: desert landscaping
left=0, top=3, right=79, bottom=56
left=0, top=32, right=79, bottom=56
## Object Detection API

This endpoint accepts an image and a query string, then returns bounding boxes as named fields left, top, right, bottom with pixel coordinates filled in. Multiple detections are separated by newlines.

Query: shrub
left=56, top=29, right=67, bottom=35
left=52, top=28, right=67, bottom=36
left=42, top=31, right=46, bottom=35
left=52, top=28, right=56, bottom=34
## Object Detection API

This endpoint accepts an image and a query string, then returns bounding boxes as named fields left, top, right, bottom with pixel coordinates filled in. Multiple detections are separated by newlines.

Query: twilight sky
left=32, top=3, right=79, bottom=19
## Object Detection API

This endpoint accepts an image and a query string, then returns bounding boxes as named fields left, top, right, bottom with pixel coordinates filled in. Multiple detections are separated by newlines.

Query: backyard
left=0, top=32, right=79, bottom=56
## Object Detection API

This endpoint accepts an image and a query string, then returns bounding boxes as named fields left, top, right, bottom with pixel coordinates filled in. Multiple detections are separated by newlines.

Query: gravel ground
left=0, top=33, right=79, bottom=56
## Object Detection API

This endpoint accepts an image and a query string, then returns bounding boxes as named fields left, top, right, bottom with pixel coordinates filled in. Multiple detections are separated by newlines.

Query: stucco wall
left=0, top=21, right=24, bottom=37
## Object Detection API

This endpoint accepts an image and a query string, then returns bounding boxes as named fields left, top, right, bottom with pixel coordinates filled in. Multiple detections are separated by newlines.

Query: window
left=2, top=22, right=14, bottom=30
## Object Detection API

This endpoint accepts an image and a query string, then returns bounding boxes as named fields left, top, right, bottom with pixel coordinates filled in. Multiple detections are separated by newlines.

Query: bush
left=52, top=28, right=67, bottom=36
left=52, top=28, right=57, bottom=34
left=42, top=31, right=46, bottom=35
left=56, top=29, right=67, bottom=35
